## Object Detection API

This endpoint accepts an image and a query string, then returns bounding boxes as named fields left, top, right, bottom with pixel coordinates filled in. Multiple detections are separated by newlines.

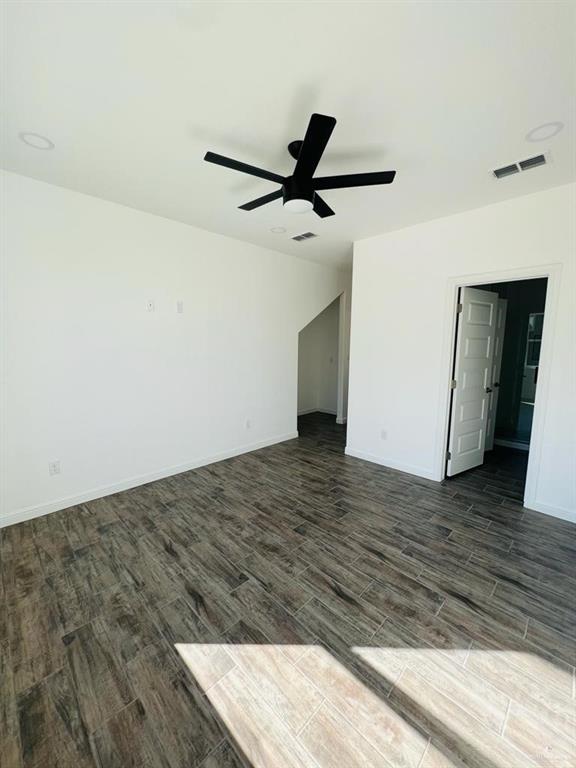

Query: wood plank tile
left=359, top=560, right=445, bottom=615
left=298, top=645, right=427, bottom=768
left=175, top=565, right=241, bottom=636
left=465, top=644, right=576, bottom=735
left=63, top=620, right=134, bottom=733
left=347, top=531, right=424, bottom=579
left=524, top=619, right=576, bottom=667
left=127, top=654, right=224, bottom=767
left=207, top=666, right=318, bottom=768
left=91, top=699, right=171, bottom=768
left=297, top=565, right=384, bottom=638
left=0, top=642, right=22, bottom=768
left=493, top=579, right=576, bottom=636
left=239, top=551, right=312, bottom=613
left=188, top=542, right=249, bottom=592
left=295, top=541, right=371, bottom=596
left=199, top=739, right=250, bottom=768
left=17, top=667, right=96, bottom=768
left=224, top=620, right=323, bottom=734
left=98, top=583, right=161, bottom=665
left=8, top=583, right=65, bottom=695
left=299, top=701, right=391, bottom=768
left=504, top=701, right=576, bottom=768
left=153, top=597, right=235, bottom=691
left=389, top=669, right=535, bottom=768
left=32, top=516, right=75, bottom=578
left=296, top=599, right=396, bottom=701
left=229, top=581, right=316, bottom=663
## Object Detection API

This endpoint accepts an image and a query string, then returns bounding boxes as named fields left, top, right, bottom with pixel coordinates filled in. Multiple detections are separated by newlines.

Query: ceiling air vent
left=494, top=154, right=547, bottom=179
left=493, top=163, right=519, bottom=179
left=292, top=232, right=317, bottom=242
left=519, top=154, right=546, bottom=171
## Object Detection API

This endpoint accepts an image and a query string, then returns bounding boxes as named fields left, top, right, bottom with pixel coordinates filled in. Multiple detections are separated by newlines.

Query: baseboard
left=0, top=431, right=299, bottom=529
left=494, top=438, right=530, bottom=452
left=344, top=447, right=438, bottom=481
left=522, top=497, right=576, bottom=525
left=336, top=416, right=347, bottom=425
left=298, top=408, right=337, bottom=417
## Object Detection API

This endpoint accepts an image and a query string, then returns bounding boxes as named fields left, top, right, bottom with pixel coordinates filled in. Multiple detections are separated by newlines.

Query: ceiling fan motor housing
left=282, top=176, right=315, bottom=212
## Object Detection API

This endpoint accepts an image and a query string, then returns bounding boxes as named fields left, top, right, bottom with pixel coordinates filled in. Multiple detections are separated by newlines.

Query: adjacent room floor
left=2, top=413, right=575, bottom=768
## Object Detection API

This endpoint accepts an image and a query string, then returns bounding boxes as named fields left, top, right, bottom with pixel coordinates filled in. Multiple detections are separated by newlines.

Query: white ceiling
left=2, top=2, right=575, bottom=268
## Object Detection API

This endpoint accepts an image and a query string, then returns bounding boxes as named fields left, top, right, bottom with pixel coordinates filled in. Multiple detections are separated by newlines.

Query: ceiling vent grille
left=519, top=154, right=546, bottom=171
left=493, top=163, right=519, bottom=179
left=292, top=232, right=317, bottom=242
left=494, top=154, right=547, bottom=179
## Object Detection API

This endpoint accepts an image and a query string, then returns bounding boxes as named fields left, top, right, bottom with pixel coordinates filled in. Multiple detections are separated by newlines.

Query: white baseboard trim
left=344, top=447, right=438, bottom=481
left=0, top=431, right=299, bottom=530
left=298, top=408, right=337, bottom=417
left=494, top=438, right=530, bottom=452
left=522, top=497, right=576, bottom=525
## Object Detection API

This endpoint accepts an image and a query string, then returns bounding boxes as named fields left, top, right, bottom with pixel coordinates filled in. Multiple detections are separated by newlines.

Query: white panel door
left=485, top=298, right=508, bottom=451
left=447, top=287, right=498, bottom=476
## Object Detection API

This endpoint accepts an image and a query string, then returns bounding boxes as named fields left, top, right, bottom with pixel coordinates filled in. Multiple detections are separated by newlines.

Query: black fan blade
left=313, top=195, right=335, bottom=218
left=293, top=114, right=336, bottom=179
left=239, top=189, right=283, bottom=211
left=313, top=170, right=396, bottom=190
left=204, top=151, right=285, bottom=184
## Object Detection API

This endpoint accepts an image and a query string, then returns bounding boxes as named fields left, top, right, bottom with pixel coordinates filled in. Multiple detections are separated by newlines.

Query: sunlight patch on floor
left=176, top=642, right=429, bottom=767
left=355, top=645, right=576, bottom=768
left=176, top=642, right=576, bottom=768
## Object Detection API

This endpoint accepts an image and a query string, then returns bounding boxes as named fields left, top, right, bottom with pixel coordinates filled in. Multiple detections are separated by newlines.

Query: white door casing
left=485, top=298, right=508, bottom=451
left=447, top=287, right=498, bottom=476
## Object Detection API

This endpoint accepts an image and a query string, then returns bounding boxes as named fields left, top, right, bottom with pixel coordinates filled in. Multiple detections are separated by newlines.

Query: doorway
left=444, top=276, right=548, bottom=496
left=297, top=297, right=340, bottom=422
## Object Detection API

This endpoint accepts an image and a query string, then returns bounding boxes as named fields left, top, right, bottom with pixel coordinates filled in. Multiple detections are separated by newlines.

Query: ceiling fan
left=204, top=113, right=396, bottom=218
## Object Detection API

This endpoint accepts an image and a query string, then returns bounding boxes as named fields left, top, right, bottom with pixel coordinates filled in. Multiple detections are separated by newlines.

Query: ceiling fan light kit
left=282, top=176, right=315, bottom=213
left=204, top=113, right=396, bottom=218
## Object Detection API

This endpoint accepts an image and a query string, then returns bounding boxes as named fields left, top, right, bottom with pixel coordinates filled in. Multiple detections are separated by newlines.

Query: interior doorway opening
left=444, top=277, right=548, bottom=498
left=298, top=297, right=340, bottom=424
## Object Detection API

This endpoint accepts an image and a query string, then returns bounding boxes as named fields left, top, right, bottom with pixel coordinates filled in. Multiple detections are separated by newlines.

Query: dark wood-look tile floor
left=1, top=413, right=575, bottom=767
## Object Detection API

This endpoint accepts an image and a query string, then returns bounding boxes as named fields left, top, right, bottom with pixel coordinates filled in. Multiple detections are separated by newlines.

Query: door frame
left=435, top=263, right=562, bottom=508
left=336, top=290, right=349, bottom=424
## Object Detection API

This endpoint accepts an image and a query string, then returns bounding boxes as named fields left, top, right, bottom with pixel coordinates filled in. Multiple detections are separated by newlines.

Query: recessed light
left=270, top=226, right=286, bottom=234
left=18, top=131, right=55, bottom=150
left=526, top=122, right=564, bottom=142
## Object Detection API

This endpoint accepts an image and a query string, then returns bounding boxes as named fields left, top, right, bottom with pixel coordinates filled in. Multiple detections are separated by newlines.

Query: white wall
left=0, top=171, right=350, bottom=526
left=297, top=298, right=340, bottom=416
left=347, top=184, right=576, bottom=522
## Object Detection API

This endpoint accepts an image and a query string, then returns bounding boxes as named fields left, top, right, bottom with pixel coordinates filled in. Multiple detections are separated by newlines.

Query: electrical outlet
left=48, top=460, right=61, bottom=476
left=245, top=419, right=251, bottom=430
left=380, top=429, right=387, bottom=440
left=176, top=300, right=184, bottom=314
left=147, top=300, right=155, bottom=312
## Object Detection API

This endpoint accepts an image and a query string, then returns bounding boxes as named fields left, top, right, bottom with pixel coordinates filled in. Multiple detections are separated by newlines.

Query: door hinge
left=456, top=303, right=463, bottom=313
left=450, top=379, right=457, bottom=390
left=446, top=450, right=452, bottom=461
